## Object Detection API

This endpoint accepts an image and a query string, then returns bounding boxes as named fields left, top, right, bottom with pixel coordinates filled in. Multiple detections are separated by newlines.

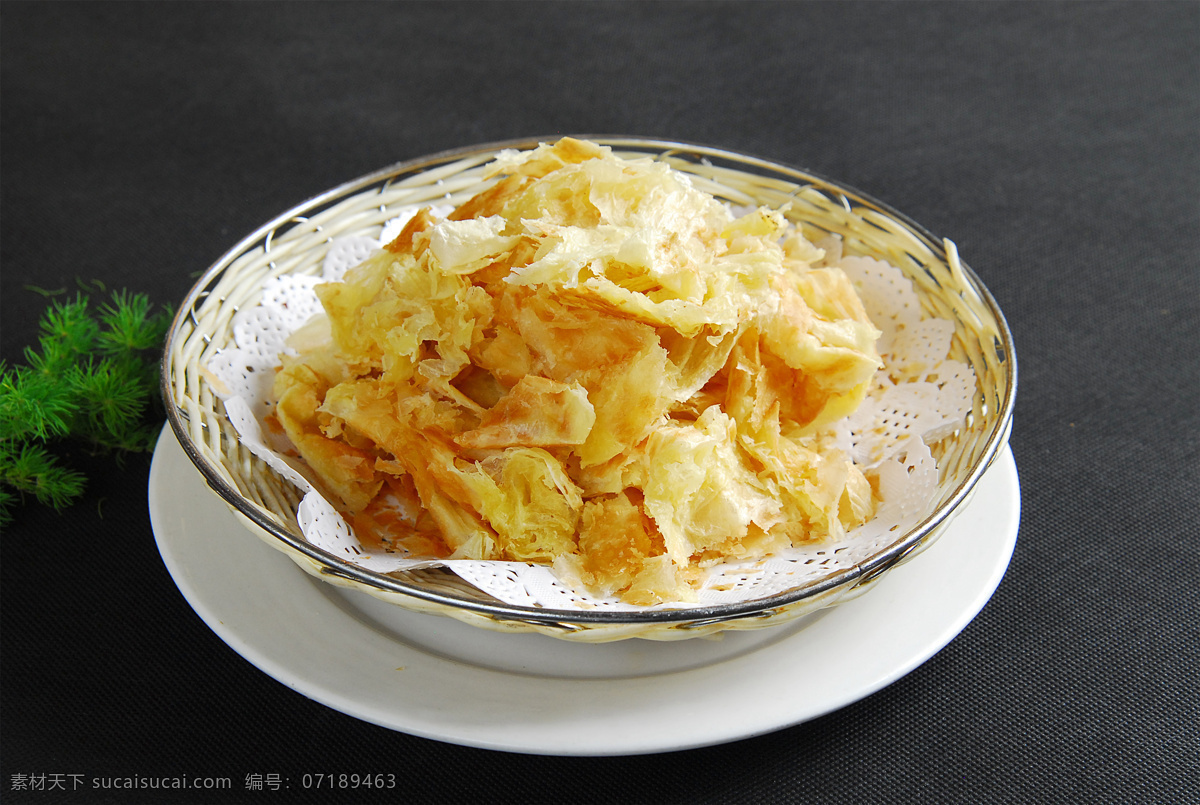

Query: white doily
left=208, top=221, right=974, bottom=611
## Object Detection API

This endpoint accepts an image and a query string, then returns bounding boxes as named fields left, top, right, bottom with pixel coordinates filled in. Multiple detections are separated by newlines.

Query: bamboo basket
left=161, top=137, right=1016, bottom=642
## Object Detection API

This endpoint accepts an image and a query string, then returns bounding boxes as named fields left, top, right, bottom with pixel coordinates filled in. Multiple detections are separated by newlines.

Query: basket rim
left=160, top=134, right=1017, bottom=628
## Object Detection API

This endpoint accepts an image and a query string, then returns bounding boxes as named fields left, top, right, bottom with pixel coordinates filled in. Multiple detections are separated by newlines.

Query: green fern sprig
left=39, top=294, right=100, bottom=359
left=0, top=441, right=88, bottom=511
left=99, top=290, right=172, bottom=355
left=0, top=363, right=76, bottom=442
left=0, top=288, right=172, bottom=525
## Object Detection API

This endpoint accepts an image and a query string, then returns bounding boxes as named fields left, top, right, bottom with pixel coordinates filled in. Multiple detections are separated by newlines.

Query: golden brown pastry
left=272, top=138, right=882, bottom=602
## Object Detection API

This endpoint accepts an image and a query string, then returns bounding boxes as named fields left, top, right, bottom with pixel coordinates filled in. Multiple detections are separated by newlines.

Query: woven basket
left=162, top=137, right=1016, bottom=642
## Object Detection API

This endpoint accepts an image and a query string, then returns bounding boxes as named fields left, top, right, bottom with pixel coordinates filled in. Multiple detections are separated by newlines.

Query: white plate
left=150, top=427, right=1019, bottom=756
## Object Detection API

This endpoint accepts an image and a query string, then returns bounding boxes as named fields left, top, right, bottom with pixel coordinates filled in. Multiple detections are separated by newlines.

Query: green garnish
left=0, top=289, right=173, bottom=525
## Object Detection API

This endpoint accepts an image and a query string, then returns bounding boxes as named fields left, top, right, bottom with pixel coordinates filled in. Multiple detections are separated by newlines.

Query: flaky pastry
left=271, top=138, right=883, bottom=604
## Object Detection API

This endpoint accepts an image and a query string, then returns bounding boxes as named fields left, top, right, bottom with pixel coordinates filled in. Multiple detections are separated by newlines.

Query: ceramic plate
left=150, top=427, right=1019, bottom=755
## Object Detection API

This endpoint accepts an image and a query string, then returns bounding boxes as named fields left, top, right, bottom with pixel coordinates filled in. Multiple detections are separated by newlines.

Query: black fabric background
left=2, top=2, right=1197, bottom=803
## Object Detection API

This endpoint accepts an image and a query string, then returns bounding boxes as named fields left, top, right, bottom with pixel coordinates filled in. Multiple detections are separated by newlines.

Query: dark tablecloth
left=3, top=2, right=1197, bottom=803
